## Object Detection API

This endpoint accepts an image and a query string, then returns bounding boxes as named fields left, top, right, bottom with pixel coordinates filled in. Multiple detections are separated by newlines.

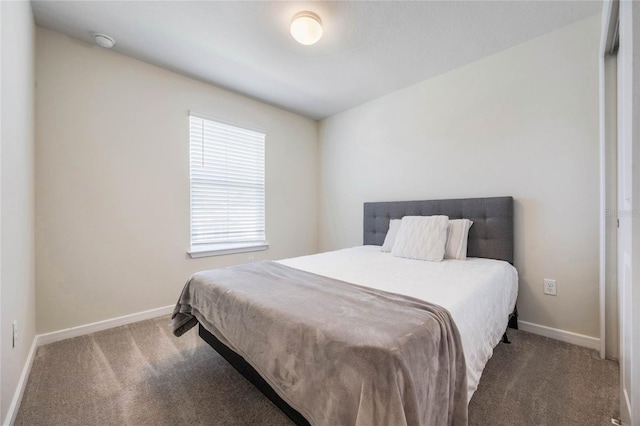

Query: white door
left=617, top=1, right=633, bottom=423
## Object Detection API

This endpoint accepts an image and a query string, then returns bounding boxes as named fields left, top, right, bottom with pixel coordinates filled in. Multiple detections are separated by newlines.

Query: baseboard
left=37, top=305, right=174, bottom=346
left=519, top=321, right=600, bottom=350
left=3, top=337, right=38, bottom=426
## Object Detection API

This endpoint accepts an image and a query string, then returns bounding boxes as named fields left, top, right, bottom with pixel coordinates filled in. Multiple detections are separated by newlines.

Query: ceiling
left=31, top=1, right=602, bottom=120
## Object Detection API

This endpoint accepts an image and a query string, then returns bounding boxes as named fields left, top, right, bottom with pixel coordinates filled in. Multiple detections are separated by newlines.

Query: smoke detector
left=93, top=33, right=115, bottom=49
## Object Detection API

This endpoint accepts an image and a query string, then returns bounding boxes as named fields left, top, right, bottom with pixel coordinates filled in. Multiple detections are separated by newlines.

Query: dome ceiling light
left=290, top=11, right=323, bottom=46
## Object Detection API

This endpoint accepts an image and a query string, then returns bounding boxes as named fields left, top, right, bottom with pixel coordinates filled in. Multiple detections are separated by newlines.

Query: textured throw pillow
left=381, top=219, right=402, bottom=252
left=445, top=219, right=474, bottom=260
left=392, top=215, right=449, bottom=261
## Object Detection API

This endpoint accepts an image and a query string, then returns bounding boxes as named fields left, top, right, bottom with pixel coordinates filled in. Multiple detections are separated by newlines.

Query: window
left=188, top=113, right=267, bottom=258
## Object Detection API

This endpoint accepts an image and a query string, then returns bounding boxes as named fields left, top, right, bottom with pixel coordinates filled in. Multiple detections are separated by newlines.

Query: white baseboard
left=4, top=337, right=38, bottom=426
left=518, top=320, right=600, bottom=350
left=37, top=305, right=174, bottom=346
left=4, top=305, right=174, bottom=425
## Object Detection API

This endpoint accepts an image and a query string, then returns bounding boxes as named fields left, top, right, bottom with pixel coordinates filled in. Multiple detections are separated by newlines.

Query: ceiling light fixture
left=94, top=33, right=116, bottom=49
left=290, top=11, right=322, bottom=46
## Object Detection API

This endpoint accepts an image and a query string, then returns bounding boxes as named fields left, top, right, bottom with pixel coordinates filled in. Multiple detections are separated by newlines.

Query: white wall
left=319, top=16, right=601, bottom=338
left=0, top=0, right=36, bottom=422
left=35, top=28, right=318, bottom=333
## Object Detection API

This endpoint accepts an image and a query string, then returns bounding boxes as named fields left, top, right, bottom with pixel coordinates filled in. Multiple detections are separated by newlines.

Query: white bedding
left=278, top=245, right=518, bottom=401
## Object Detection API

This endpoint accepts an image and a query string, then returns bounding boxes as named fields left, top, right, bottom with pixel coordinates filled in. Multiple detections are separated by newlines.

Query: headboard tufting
left=363, top=196, right=514, bottom=264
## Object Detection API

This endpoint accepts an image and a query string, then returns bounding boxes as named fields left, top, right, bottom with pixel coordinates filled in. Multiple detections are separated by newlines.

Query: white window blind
left=189, top=114, right=266, bottom=253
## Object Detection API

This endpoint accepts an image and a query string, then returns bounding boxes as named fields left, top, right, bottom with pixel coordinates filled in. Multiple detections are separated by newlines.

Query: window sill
left=188, top=242, right=269, bottom=259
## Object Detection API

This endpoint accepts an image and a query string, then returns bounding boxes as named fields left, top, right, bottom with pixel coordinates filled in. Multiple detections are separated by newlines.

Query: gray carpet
left=15, top=316, right=619, bottom=426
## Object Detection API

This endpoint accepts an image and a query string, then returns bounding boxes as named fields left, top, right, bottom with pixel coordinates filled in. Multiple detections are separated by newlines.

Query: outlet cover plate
left=544, top=279, right=557, bottom=296
left=11, top=320, right=18, bottom=348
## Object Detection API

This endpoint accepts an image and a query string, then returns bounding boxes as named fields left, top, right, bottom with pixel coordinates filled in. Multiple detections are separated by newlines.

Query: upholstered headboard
left=363, top=196, right=514, bottom=264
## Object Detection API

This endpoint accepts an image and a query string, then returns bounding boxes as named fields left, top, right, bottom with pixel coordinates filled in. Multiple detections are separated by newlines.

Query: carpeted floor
left=15, top=316, right=619, bottom=426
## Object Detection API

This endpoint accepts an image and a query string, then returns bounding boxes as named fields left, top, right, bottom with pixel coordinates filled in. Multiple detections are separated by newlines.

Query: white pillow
left=445, top=219, right=474, bottom=260
left=392, top=215, right=449, bottom=262
left=381, top=219, right=402, bottom=252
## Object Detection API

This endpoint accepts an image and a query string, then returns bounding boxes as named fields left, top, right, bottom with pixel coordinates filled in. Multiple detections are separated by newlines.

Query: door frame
left=599, top=0, right=619, bottom=361
left=619, top=1, right=639, bottom=423
left=601, top=1, right=639, bottom=424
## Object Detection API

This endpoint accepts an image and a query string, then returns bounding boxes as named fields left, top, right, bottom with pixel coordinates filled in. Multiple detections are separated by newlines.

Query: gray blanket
left=172, top=261, right=467, bottom=426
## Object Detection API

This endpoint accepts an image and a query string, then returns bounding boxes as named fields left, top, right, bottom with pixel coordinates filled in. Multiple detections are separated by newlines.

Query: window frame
left=187, top=112, right=269, bottom=258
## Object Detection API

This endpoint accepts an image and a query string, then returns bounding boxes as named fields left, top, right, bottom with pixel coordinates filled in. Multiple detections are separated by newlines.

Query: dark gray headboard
left=364, top=196, right=514, bottom=264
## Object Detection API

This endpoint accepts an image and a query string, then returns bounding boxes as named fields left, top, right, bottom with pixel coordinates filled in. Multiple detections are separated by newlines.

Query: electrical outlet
left=12, top=320, right=18, bottom=348
left=543, top=279, right=557, bottom=296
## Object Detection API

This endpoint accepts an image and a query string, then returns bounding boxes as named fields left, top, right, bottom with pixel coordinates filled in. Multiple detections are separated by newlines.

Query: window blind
left=189, top=114, right=266, bottom=249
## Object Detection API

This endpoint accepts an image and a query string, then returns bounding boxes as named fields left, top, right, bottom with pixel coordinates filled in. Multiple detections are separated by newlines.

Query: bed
left=173, top=196, right=518, bottom=426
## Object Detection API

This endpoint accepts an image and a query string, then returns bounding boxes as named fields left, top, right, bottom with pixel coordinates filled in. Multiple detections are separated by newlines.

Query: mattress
left=278, top=245, right=519, bottom=401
